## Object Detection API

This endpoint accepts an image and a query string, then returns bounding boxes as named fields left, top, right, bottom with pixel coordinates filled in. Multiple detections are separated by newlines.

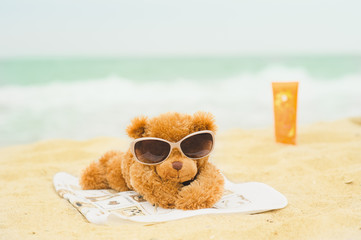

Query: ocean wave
left=0, top=65, right=360, bottom=146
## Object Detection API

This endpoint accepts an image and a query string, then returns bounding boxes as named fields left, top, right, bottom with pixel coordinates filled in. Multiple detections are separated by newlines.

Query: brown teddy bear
left=80, top=112, right=224, bottom=210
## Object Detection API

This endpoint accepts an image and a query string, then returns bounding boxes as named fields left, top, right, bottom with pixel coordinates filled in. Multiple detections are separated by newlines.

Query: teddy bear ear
left=192, top=111, right=217, bottom=132
left=126, top=116, right=148, bottom=138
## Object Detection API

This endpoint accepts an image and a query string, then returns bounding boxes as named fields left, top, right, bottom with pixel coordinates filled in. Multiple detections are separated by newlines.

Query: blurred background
left=0, top=0, right=360, bottom=147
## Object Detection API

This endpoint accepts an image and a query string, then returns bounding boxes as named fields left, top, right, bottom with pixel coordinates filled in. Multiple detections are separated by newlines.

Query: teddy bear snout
left=155, top=157, right=198, bottom=183
left=172, top=161, right=183, bottom=171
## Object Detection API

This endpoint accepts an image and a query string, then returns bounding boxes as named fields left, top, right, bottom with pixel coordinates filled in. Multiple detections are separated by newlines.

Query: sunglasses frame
left=130, top=130, right=215, bottom=165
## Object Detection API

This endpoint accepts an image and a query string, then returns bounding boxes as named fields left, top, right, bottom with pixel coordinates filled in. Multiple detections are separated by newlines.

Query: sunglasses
left=130, top=130, right=215, bottom=165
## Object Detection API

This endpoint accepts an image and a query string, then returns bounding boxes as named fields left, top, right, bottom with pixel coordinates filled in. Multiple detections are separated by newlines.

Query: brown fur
left=80, top=112, right=224, bottom=210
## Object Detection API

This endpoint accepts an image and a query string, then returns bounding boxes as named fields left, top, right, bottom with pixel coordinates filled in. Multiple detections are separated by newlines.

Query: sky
left=1, top=0, right=361, bottom=57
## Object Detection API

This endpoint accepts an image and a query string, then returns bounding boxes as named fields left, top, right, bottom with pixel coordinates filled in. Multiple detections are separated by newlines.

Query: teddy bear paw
left=175, top=183, right=217, bottom=210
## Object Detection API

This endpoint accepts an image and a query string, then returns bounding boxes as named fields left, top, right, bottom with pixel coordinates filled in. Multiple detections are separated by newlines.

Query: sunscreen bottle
left=272, top=82, right=299, bottom=145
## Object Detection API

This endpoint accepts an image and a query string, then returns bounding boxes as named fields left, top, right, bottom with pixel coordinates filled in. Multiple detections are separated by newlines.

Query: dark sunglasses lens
left=134, top=140, right=171, bottom=164
left=180, top=133, right=213, bottom=158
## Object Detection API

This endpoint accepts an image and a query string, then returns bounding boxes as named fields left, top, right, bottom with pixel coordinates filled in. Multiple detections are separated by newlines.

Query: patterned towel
left=53, top=172, right=287, bottom=224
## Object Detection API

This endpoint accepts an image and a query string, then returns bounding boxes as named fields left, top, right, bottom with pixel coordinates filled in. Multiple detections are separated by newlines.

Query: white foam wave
left=0, top=65, right=360, bottom=146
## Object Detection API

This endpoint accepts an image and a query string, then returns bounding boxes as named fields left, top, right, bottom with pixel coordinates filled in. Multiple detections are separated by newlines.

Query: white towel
left=53, top=172, right=287, bottom=224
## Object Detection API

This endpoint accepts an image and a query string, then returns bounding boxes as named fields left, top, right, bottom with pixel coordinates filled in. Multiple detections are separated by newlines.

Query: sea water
left=0, top=55, right=360, bottom=147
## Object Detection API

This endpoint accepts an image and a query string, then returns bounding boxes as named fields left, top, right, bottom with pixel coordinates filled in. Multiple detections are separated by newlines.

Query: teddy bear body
left=80, top=112, right=224, bottom=210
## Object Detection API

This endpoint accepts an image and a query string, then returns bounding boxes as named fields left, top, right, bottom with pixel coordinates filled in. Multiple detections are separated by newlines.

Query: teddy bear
left=80, top=112, right=224, bottom=210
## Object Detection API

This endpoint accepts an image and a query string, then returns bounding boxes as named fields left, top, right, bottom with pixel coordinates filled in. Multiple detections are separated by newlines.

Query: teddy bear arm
left=129, top=165, right=181, bottom=209
left=194, top=162, right=225, bottom=187
left=80, top=151, right=129, bottom=191
left=175, top=163, right=224, bottom=210
left=80, top=161, right=109, bottom=190
left=139, top=183, right=180, bottom=209
left=105, top=155, right=130, bottom=192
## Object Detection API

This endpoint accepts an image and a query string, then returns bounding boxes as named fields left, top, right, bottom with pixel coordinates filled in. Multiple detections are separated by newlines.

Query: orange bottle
left=272, top=82, right=299, bottom=145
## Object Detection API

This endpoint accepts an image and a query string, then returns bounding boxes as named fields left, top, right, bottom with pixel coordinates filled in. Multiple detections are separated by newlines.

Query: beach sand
left=1, top=118, right=360, bottom=240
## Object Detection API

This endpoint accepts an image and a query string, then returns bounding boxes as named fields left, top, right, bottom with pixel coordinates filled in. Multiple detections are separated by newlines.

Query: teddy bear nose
left=172, top=161, right=183, bottom=171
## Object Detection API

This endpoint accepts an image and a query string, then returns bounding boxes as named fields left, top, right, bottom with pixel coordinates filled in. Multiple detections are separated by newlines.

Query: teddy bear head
left=126, top=111, right=217, bottom=185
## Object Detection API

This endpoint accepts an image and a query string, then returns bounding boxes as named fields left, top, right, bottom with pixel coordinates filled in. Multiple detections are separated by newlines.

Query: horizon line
left=1, top=52, right=361, bottom=61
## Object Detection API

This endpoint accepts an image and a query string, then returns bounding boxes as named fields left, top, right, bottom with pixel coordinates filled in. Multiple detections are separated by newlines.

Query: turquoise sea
left=0, top=55, right=360, bottom=147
